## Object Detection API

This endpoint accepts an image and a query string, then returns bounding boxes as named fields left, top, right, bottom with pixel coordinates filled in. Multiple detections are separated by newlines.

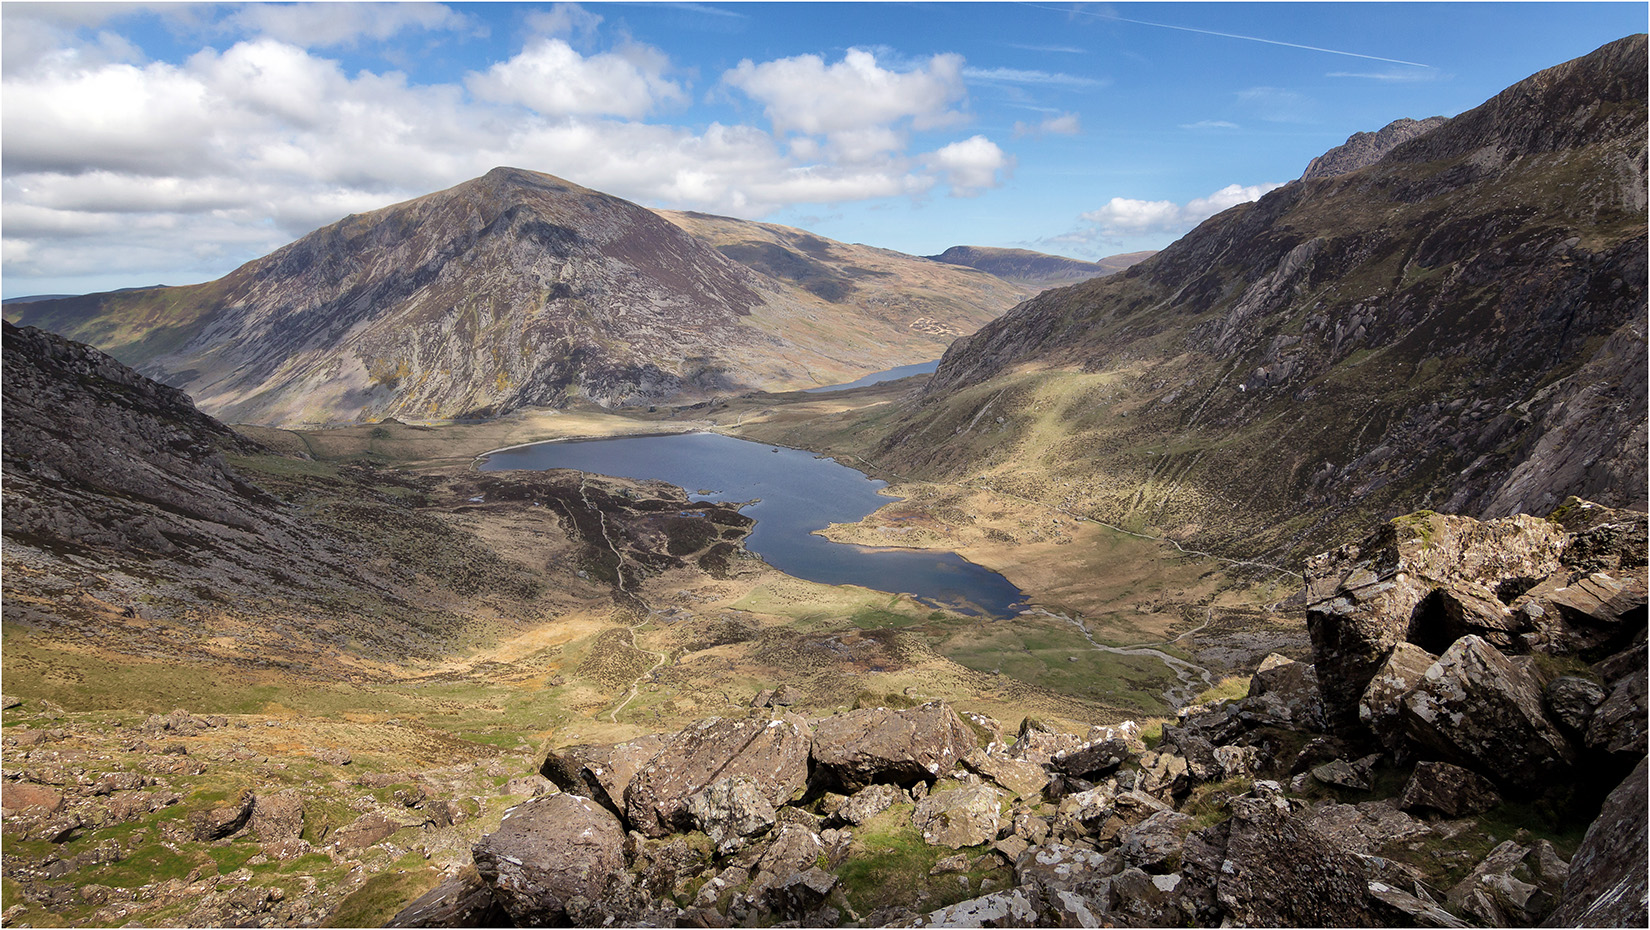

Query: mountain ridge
left=807, top=34, right=1649, bottom=562
left=924, top=245, right=1154, bottom=291
left=5, top=169, right=1027, bottom=426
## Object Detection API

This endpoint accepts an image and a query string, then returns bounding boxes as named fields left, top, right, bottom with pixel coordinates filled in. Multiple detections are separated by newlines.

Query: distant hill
left=925, top=245, right=1154, bottom=292
left=6, top=169, right=1026, bottom=426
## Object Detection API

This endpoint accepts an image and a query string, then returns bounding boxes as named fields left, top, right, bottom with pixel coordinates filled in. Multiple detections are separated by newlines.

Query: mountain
left=4, top=169, right=1025, bottom=426
left=818, top=35, right=1647, bottom=561
left=925, top=244, right=1155, bottom=291
left=1299, top=116, right=1450, bottom=181
left=655, top=210, right=1035, bottom=337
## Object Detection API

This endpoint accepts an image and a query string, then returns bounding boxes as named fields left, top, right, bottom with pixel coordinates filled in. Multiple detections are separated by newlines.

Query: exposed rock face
left=1399, top=635, right=1577, bottom=791
left=471, top=794, right=626, bottom=925
left=686, top=775, right=778, bottom=855
left=1446, top=839, right=1569, bottom=927
left=539, top=733, right=665, bottom=818
left=1399, top=761, right=1503, bottom=818
left=810, top=702, right=976, bottom=792
left=625, top=713, right=810, bottom=837
left=871, top=36, right=1646, bottom=563
left=1304, top=512, right=1567, bottom=728
left=1299, top=116, right=1450, bottom=181
left=912, top=783, right=1004, bottom=848
left=1545, top=756, right=1649, bottom=927
left=1215, top=797, right=1382, bottom=926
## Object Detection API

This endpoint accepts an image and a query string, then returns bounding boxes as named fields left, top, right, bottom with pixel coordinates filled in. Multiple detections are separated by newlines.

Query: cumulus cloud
left=1014, top=112, right=1081, bottom=138
left=723, top=47, right=968, bottom=137
left=226, top=2, right=470, bottom=48
left=924, top=135, right=1013, bottom=196
left=1, top=13, right=1021, bottom=294
left=467, top=37, right=687, bottom=117
left=1076, top=182, right=1284, bottom=240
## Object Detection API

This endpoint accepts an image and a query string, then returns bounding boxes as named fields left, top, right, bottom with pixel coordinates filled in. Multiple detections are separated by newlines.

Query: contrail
left=1027, top=3, right=1435, bottom=69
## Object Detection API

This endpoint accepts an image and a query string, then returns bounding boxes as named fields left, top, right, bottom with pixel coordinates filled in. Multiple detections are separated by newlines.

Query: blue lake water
left=803, top=360, right=939, bottom=393
left=478, top=431, right=1026, bottom=618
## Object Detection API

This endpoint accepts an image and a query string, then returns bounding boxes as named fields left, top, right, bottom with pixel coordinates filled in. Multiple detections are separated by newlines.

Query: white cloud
left=467, top=37, right=687, bottom=118
left=1, top=24, right=1026, bottom=294
left=1077, top=182, right=1284, bottom=239
left=1326, top=68, right=1440, bottom=83
left=527, top=3, right=604, bottom=39
left=1181, top=119, right=1239, bottom=130
left=722, top=48, right=968, bottom=137
left=1013, top=112, right=1081, bottom=138
left=924, top=135, right=1013, bottom=197
left=962, top=66, right=1102, bottom=89
left=226, top=2, right=469, bottom=48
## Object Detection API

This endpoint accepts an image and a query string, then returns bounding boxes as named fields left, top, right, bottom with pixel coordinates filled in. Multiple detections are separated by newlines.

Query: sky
left=2, top=1, right=1644, bottom=298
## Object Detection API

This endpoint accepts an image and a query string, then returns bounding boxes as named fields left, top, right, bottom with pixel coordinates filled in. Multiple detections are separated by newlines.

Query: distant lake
left=478, top=431, right=1026, bottom=618
left=804, top=360, right=938, bottom=393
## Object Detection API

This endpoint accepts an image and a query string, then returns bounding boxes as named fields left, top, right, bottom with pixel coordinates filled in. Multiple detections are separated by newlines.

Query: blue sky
left=2, top=2, right=1644, bottom=298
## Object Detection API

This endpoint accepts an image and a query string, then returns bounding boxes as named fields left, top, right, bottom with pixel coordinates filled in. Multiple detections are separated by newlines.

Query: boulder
left=386, top=867, right=510, bottom=928
left=189, top=789, right=254, bottom=841
left=1117, top=809, right=1195, bottom=873
left=1544, top=675, right=1608, bottom=735
left=1445, top=839, right=1569, bottom=927
left=1106, top=868, right=1195, bottom=928
left=1303, top=512, right=1566, bottom=729
left=1311, top=756, right=1374, bottom=791
left=626, top=713, right=810, bottom=837
left=1136, top=750, right=1190, bottom=799
left=1515, top=570, right=1649, bottom=659
left=1, top=782, right=64, bottom=814
left=959, top=748, right=1049, bottom=801
left=540, top=733, right=665, bottom=818
left=1399, top=761, right=1503, bottom=818
left=1399, top=635, right=1576, bottom=791
left=1300, top=798, right=1436, bottom=857
left=1544, top=755, right=1649, bottom=927
left=1240, top=653, right=1326, bottom=731
left=811, top=702, right=974, bottom=792
left=1049, top=738, right=1135, bottom=780
left=1584, top=664, right=1648, bottom=760
left=1013, top=844, right=1120, bottom=924
left=913, top=889, right=1039, bottom=928
left=686, top=775, right=776, bottom=855
left=472, top=794, right=626, bottom=926
left=829, top=782, right=902, bottom=827
left=250, top=791, right=304, bottom=842
left=1005, top=721, right=1085, bottom=767
left=1367, top=880, right=1469, bottom=928
left=763, top=866, right=837, bottom=921
left=913, top=783, right=1004, bottom=848
left=331, top=812, right=404, bottom=850
left=1051, top=782, right=1117, bottom=840
left=1215, top=796, right=1382, bottom=926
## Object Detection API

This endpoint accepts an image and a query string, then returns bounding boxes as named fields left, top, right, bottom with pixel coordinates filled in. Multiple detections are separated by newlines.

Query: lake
left=478, top=431, right=1027, bottom=617
left=803, top=360, right=938, bottom=393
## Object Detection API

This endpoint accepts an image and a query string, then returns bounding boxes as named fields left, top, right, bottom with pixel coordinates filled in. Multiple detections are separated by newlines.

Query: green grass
left=831, top=801, right=1003, bottom=916
left=323, top=856, right=443, bottom=927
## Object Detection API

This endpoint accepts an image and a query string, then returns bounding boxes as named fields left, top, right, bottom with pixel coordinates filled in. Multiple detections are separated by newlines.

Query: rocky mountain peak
left=1299, top=116, right=1449, bottom=181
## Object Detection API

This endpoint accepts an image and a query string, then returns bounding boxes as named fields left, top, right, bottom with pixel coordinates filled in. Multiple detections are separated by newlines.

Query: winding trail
left=578, top=475, right=672, bottom=724
left=1022, top=607, right=1216, bottom=708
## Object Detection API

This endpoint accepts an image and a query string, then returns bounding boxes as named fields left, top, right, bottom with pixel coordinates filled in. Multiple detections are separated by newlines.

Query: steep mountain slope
left=926, top=244, right=1154, bottom=291
left=1299, top=116, right=1449, bottom=180
left=6, top=170, right=1023, bottom=426
left=826, top=35, right=1648, bottom=561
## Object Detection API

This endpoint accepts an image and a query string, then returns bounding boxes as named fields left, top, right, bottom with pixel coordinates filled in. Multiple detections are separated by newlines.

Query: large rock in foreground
left=1398, top=636, right=1576, bottom=791
left=810, top=702, right=977, bottom=792
left=626, top=712, right=811, bottom=837
left=472, top=794, right=626, bottom=925
left=1304, top=512, right=1567, bottom=730
left=1544, top=755, right=1649, bottom=927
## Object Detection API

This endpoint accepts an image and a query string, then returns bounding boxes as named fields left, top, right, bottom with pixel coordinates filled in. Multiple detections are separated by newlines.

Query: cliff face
left=1299, top=116, right=1449, bottom=181
left=7, top=170, right=1024, bottom=426
left=877, top=35, right=1647, bottom=559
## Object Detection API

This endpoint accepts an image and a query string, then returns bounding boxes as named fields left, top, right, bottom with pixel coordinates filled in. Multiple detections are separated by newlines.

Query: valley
left=3, top=32, right=1647, bottom=930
